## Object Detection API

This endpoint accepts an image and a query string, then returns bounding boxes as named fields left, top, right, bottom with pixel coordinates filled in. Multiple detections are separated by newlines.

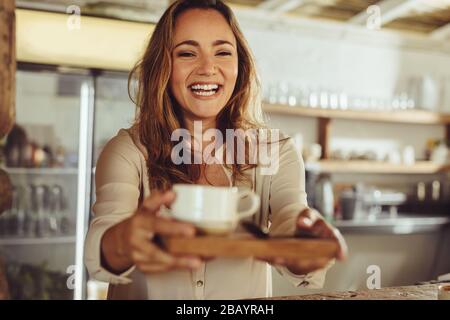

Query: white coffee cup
left=165, top=184, right=260, bottom=235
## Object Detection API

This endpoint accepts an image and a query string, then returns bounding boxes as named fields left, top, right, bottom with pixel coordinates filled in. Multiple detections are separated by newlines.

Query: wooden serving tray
left=162, top=235, right=338, bottom=260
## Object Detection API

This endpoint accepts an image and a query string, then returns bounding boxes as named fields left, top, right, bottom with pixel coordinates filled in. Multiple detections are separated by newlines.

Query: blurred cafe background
left=0, top=0, right=450, bottom=300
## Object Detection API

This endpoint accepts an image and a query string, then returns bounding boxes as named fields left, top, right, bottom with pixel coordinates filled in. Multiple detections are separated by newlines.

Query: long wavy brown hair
left=129, top=0, right=267, bottom=191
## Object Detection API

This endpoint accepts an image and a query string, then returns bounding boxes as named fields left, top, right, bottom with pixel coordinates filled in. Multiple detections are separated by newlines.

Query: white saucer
left=174, top=217, right=237, bottom=235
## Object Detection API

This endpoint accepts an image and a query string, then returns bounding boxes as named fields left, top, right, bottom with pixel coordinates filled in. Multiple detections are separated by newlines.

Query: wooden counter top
left=265, top=283, right=445, bottom=300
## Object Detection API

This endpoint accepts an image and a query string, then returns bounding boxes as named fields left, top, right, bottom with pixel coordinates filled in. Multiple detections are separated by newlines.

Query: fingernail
left=299, top=217, right=313, bottom=226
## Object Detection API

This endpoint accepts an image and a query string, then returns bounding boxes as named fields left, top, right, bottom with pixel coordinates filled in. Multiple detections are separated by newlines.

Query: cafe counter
left=263, top=283, right=448, bottom=300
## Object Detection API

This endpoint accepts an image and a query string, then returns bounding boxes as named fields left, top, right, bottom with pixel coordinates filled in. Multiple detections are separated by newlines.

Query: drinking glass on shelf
left=399, top=93, right=409, bottom=110
left=319, top=89, right=329, bottom=109
left=17, top=185, right=26, bottom=236
left=48, top=185, right=57, bottom=234
left=338, top=92, right=348, bottom=110
left=300, top=87, right=310, bottom=108
left=329, top=92, right=339, bottom=109
left=309, top=89, right=319, bottom=108
left=278, top=82, right=289, bottom=105
left=35, top=184, right=51, bottom=237
left=295, top=87, right=306, bottom=107
left=406, top=76, right=420, bottom=108
left=420, top=75, right=440, bottom=112
left=49, top=184, right=60, bottom=234
left=406, top=97, right=415, bottom=109
left=7, top=185, right=26, bottom=237
left=402, top=145, right=416, bottom=165
left=24, top=184, right=36, bottom=237
left=391, top=95, right=400, bottom=111
left=49, top=184, right=71, bottom=235
left=288, top=84, right=298, bottom=107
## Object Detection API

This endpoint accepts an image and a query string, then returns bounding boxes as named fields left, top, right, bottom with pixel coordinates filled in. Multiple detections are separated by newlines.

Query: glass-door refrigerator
left=1, top=66, right=136, bottom=300
left=0, top=66, right=95, bottom=300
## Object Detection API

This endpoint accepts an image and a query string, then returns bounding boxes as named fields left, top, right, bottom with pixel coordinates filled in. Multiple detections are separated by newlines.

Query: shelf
left=263, top=103, right=450, bottom=125
left=333, top=215, right=450, bottom=234
left=305, top=160, right=450, bottom=174
left=264, top=103, right=450, bottom=173
left=1, top=167, right=78, bottom=175
left=0, top=236, right=76, bottom=245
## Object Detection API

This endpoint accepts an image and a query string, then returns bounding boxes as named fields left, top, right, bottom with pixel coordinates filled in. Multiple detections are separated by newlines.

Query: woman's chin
left=186, top=103, right=226, bottom=120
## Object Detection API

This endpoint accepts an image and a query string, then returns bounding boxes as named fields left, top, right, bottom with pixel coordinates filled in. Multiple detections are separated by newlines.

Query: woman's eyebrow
left=173, top=39, right=235, bottom=49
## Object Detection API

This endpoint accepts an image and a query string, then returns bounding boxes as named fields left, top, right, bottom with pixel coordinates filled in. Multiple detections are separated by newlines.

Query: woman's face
left=170, top=9, right=238, bottom=123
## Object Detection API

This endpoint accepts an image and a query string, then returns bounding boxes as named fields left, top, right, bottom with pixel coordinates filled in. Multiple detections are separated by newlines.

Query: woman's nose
left=196, top=56, right=217, bottom=76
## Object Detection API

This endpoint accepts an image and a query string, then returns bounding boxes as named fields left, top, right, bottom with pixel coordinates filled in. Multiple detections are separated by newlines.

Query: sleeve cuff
left=84, top=218, right=136, bottom=285
left=274, top=259, right=335, bottom=289
left=89, top=264, right=136, bottom=285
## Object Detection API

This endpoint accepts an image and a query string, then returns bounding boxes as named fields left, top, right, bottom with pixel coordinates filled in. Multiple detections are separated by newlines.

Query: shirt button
left=196, top=280, right=204, bottom=287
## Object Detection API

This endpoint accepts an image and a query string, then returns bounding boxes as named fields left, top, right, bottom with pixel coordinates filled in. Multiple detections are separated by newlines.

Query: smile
left=189, top=83, right=222, bottom=98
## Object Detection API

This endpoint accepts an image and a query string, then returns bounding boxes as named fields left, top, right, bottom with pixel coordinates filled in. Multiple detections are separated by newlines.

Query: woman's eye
left=177, top=52, right=195, bottom=57
left=217, top=51, right=232, bottom=56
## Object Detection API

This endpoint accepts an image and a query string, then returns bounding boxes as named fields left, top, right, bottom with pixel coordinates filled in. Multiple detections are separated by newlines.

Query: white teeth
left=190, top=83, right=220, bottom=97
left=192, top=90, right=216, bottom=96
left=190, top=84, right=219, bottom=90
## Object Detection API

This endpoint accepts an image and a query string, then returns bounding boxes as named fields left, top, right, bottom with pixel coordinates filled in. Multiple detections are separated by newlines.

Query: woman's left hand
left=259, top=208, right=348, bottom=276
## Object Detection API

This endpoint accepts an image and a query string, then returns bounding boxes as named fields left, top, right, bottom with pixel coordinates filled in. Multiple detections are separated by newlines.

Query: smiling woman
left=84, top=0, right=347, bottom=300
left=128, top=0, right=264, bottom=190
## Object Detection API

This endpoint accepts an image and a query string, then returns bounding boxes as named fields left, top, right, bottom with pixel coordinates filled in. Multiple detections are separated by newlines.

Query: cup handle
left=237, top=190, right=260, bottom=219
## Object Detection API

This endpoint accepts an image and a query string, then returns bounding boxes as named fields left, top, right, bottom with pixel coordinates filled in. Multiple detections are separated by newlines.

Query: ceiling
left=16, top=0, right=450, bottom=39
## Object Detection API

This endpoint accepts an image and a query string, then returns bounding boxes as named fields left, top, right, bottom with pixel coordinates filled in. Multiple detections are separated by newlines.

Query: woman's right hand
left=101, top=190, right=202, bottom=274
